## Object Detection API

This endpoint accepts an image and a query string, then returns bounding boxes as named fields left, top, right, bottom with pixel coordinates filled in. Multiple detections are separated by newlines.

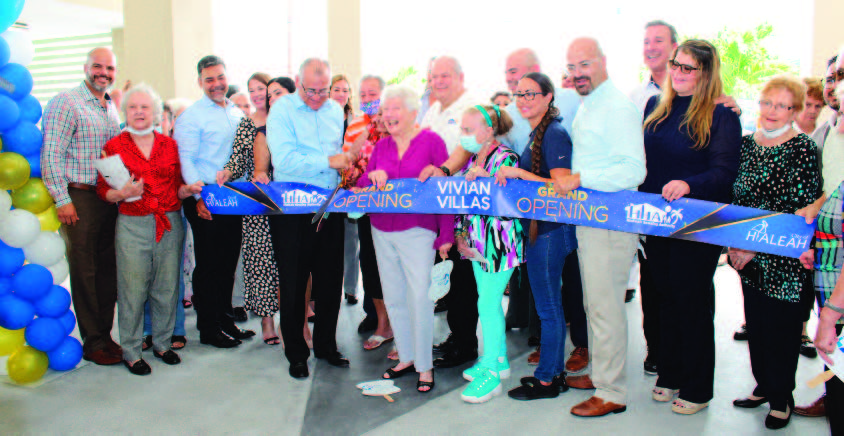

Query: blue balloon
left=33, top=285, right=71, bottom=318
left=24, top=316, right=65, bottom=352
left=57, top=309, right=76, bottom=336
left=0, top=1, right=24, bottom=35
left=0, top=276, right=9, bottom=295
left=0, top=92, right=16, bottom=132
left=0, top=293, right=34, bottom=329
left=24, top=152, right=39, bottom=177
left=1, top=120, right=40, bottom=156
left=0, top=238, right=24, bottom=276
left=17, top=94, right=40, bottom=124
left=0, top=35, right=9, bottom=67
left=11, top=263, right=53, bottom=301
left=0, top=63, right=32, bottom=100
left=47, top=336, right=82, bottom=371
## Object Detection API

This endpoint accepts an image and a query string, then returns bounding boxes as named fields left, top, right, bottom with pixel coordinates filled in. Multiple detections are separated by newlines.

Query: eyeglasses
left=759, top=99, right=793, bottom=112
left=513, top=91, right=542, bottom=101
left=668, top=59, right=700, bottom=75
left=301, top=85, right=329, bottom=97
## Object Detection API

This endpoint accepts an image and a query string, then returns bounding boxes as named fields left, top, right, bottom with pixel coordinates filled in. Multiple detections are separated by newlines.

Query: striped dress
left=814, top=181, right=844, bottom=325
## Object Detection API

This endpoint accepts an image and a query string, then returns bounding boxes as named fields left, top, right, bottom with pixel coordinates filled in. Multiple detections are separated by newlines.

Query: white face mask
left=758, top=123, right=791, bottom=139
left=126, top=125, right=155, bottom=136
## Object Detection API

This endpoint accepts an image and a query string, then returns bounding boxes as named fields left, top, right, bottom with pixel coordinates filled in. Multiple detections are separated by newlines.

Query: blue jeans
left=144, top=214, right=187, bottom=337
left=526, top=224, right=577, bottom=382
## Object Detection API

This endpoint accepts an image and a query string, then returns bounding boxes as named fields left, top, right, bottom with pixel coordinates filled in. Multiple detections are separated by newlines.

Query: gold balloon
left=36, top=205, right=61, bottom=232
left=0, top=136, right=3, bottom=151
left=0, top=326, right=25, bottom=356
left=7, top=345, right=49, bottom=384
left=12, top=178, right=54, bottom=214
left=0, top=152, right=30, bottom=190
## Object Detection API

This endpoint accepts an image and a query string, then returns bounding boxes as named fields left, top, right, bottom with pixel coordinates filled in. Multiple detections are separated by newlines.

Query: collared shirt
left=823, top=129, right=844, bottom=196
left=421, top=90, right=479, bottom=154
left=266, top=92, right=344, bottom=189
left=813, top=113, right=840, bottom=190
left=41, top=82, right=121, bottom=207
left=571, top=79, right=646, bottom=192
left=629, top=76, right=662, bottom=113
left=96, top=132, right=183, bottom=242
left=501, top=87, right=581, bottom=155
left=173, top=95, right=243, bottom=194
left=416, top=88, right=432, bottom=125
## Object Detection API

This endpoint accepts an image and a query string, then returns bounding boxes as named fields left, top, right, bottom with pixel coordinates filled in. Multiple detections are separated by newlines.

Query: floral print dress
left=456, top=143, right=524, bottom=273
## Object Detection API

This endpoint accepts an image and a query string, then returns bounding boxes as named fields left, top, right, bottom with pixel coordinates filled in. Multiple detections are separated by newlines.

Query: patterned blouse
left=223, top=117, right=263, bottom=181
left=813, top=181, right=844, bottom=324
left=732, top=133, right=821, bottom=302
left=456, top=144, right=524, bottom=273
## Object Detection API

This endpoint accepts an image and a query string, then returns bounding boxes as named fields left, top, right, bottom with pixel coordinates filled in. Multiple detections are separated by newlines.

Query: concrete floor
left=0, top=262, right=831, bottom=435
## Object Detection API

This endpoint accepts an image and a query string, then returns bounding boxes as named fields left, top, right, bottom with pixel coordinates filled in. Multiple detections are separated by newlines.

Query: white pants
left=372, top=227, right=436, bottom=372
left=577, top=226, right=638, bottom=404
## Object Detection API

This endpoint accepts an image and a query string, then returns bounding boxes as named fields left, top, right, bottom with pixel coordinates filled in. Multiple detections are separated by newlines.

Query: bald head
left=84, top=47, right=117, bottom=94
left=505, top=48, right=541, bottom=93
left=566, top=37, right=608, bottom=96
left=430, top=56, right=465, bottom=108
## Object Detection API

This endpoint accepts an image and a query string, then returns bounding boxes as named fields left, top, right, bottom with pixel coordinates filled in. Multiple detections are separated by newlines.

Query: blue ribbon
left=202, top=178, right=814, bottom=258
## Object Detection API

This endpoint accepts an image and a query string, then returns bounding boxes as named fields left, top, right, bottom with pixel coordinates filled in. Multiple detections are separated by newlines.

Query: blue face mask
left=459, top=135, right=483, bottom=154
left=360, top=100, right=380, bottom=116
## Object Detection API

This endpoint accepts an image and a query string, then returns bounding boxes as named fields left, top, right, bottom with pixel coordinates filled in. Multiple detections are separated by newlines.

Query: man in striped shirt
left=41, top=47, right=122, bottom=366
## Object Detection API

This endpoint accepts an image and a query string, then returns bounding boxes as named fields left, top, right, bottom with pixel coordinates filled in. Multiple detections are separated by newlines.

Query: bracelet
left=825, top=302, right=844, bottom=315
left=439, top=165, right=451, bottom=176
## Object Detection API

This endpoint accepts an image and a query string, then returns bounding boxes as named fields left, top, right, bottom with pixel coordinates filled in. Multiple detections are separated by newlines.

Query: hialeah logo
left=281, top=189, right=327, bottom=207
left=204, top=193, right=238, bottom=207
left=745, top=220, right=810, bottom=249
left=625, top=203, right=683, bottom=228
left=746, top=220, right=769, bottom=241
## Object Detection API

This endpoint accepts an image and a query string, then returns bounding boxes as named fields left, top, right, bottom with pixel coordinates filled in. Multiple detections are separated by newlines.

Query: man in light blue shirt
left=265, top=58, right=351, bottom=379
left=556, top=38, right=646, bottom=418
left=174, top=55, right=254, bottom=349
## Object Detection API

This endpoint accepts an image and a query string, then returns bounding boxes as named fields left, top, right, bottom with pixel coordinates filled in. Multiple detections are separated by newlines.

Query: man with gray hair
left=264, top=57, right=352, bottom=378
left=42, top=47, right=123, bottom=366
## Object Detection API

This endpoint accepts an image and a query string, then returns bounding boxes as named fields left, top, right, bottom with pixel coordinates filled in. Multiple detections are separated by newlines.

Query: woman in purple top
left=358, top=84, right=454, bottom=393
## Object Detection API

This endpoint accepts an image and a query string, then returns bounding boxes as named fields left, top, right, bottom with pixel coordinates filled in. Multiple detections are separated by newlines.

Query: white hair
left=121, top=83, right=163, bottom=126
left=298, top=58, right=331, bottom=79
left=382, top=84, right=420, bottom=112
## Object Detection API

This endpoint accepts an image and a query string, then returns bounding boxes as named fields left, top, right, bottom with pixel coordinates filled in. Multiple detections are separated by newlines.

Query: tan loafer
left=571, top=396, right=627, bottom=417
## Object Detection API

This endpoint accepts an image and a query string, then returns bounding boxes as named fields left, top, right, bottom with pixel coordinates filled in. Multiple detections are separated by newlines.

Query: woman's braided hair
left=524, top=72, right=558, bottom=243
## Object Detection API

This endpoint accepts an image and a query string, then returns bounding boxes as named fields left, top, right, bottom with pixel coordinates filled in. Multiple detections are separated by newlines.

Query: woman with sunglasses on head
left=730, top=74, right=820, bottom=429
left=640, top=40, right=742, bottom=415
left=496, top=72, right=577, bottom=401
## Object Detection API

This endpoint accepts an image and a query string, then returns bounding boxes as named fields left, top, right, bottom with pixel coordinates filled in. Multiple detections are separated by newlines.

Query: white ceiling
left=19, top=0, right=123, bottom=39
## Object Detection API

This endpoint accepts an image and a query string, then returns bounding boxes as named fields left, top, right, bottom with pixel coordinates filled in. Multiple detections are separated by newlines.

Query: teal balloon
left=0, top=63, right=31, bottom=100
left=1, top=120, right=40, bottom=156
left=0, top=36, right=8, bottom=69
left=47, top=336, right=82, bottom=371
left=0, top=1, right=24, bottom=34
left=17, top=94, right=38, bottom=123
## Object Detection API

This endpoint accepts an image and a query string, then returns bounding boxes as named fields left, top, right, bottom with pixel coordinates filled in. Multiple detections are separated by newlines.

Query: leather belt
left=67, top=183, right=96, bottom=192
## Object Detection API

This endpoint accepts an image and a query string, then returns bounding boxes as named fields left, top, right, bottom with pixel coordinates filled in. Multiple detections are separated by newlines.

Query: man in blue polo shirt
left=265, top=58, right=351, bottom=379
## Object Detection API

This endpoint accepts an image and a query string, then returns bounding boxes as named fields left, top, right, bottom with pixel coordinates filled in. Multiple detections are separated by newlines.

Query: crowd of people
left=38, top=19, right=844, bottom=432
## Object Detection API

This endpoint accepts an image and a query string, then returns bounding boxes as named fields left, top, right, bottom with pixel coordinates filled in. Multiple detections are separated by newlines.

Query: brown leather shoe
left=104, top=339, right=122, bottom=358
left=566, top=374, right=595, bottom=390
left=566, top=346, right=589, bottom=373
left=527, top=347, right=540, bottom=365
left=795, top=394, right=826, bottom=417
left=571, top=396, right=627, bottom=417
left=83, top=349, right=122, bottom=366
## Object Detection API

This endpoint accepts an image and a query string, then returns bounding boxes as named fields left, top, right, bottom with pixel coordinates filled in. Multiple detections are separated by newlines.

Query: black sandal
left=383, top=364, right=416, bottom=379
left=171, top=335, right=187, bottom=350
left=417, top=372, right=435, bottom=393
left=141, top=335, right=153, bottom=351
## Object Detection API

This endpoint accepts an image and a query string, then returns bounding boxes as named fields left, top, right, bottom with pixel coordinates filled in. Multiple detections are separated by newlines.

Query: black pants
left=269, top=213, right=344, bottom=363
left=562, top=250, right=588, bottom=348
left=183, top=197, right=242, bottom=337
left=744, top=282, right=804, bottom=412
left=441, top=245, right=479, bottom=352
left=358, top=216, right=382, bottom=320
left=646, top=236, right=721, bottom=404
left=638, top=241, right=660, bottom=362
left=506, top=265, right=531, bottom=329
left=827, top=325, right=844, bottom=434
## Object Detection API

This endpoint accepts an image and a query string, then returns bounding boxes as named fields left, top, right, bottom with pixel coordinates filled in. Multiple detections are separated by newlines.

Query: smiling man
left=631, top=20, right=679, bottom=110
left=42, top=47, right=123, bottom=366
left=175, top=55, right=254, bottom=350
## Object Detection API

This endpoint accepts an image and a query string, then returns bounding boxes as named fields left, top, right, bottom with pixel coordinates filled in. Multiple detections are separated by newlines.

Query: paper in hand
left=94, top=155, right=141, bottom=202
left=465, top=247, right=489, bottom=264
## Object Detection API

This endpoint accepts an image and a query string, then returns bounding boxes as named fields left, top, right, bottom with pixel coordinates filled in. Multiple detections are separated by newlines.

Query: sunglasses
left=669, top=59, right=700, bottom=75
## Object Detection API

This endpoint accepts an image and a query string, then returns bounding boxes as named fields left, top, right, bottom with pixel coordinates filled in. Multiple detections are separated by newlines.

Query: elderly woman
left=96, top=84, right=202, bottom=375
left=640, top=40, right=742, bottom=415
left=730, top=75, right=821, bottom=429
left=454, top=104, right=523, bottom=403
left=794, top=77, right=825, bottom=135
left=359, top=84, right=453, bottom=393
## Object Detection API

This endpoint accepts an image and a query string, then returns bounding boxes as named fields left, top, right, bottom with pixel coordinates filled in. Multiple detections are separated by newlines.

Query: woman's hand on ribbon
left=418, top=165, right=445, bottom=182
left=253, top=171, right=270, bottom=184
left=662, top=180, right=690, bottom=202
left=465, top=166, right=489, bottom=182
left=494, top=166, right=521, bottom=186
left=552, top=173, right=580, bottom=195
left=216, top=169, right=232, bottom=187
left=369, top=170, right=388, bottom=189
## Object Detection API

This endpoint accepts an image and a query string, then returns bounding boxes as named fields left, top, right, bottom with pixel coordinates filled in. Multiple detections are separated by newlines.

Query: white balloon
left=1, top=30, right=34, bottom=66
left=22, top=231, right=66, bottom=266
left=0, top=190, right=10, bottom=221
left=45, top=258, right=69, bottom=285
left=0, top=208, right=39, bottom=247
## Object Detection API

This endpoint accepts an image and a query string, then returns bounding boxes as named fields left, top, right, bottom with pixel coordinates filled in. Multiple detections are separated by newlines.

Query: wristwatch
left=439, top=165, right=451, bottom=176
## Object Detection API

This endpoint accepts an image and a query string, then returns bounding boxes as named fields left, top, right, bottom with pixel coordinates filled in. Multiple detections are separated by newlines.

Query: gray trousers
left=117, top=212, right=184, bottom=361
left=343, top=217, right=360, bottom=297
left=372, top=227, right=435, bottom=372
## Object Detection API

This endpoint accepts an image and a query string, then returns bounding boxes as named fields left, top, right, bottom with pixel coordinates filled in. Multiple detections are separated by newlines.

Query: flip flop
left=387, top=349, right=399, bottom=361
left=264, top=336, right=280, bottom=346
left=364, top=335, right=394, bottom=351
